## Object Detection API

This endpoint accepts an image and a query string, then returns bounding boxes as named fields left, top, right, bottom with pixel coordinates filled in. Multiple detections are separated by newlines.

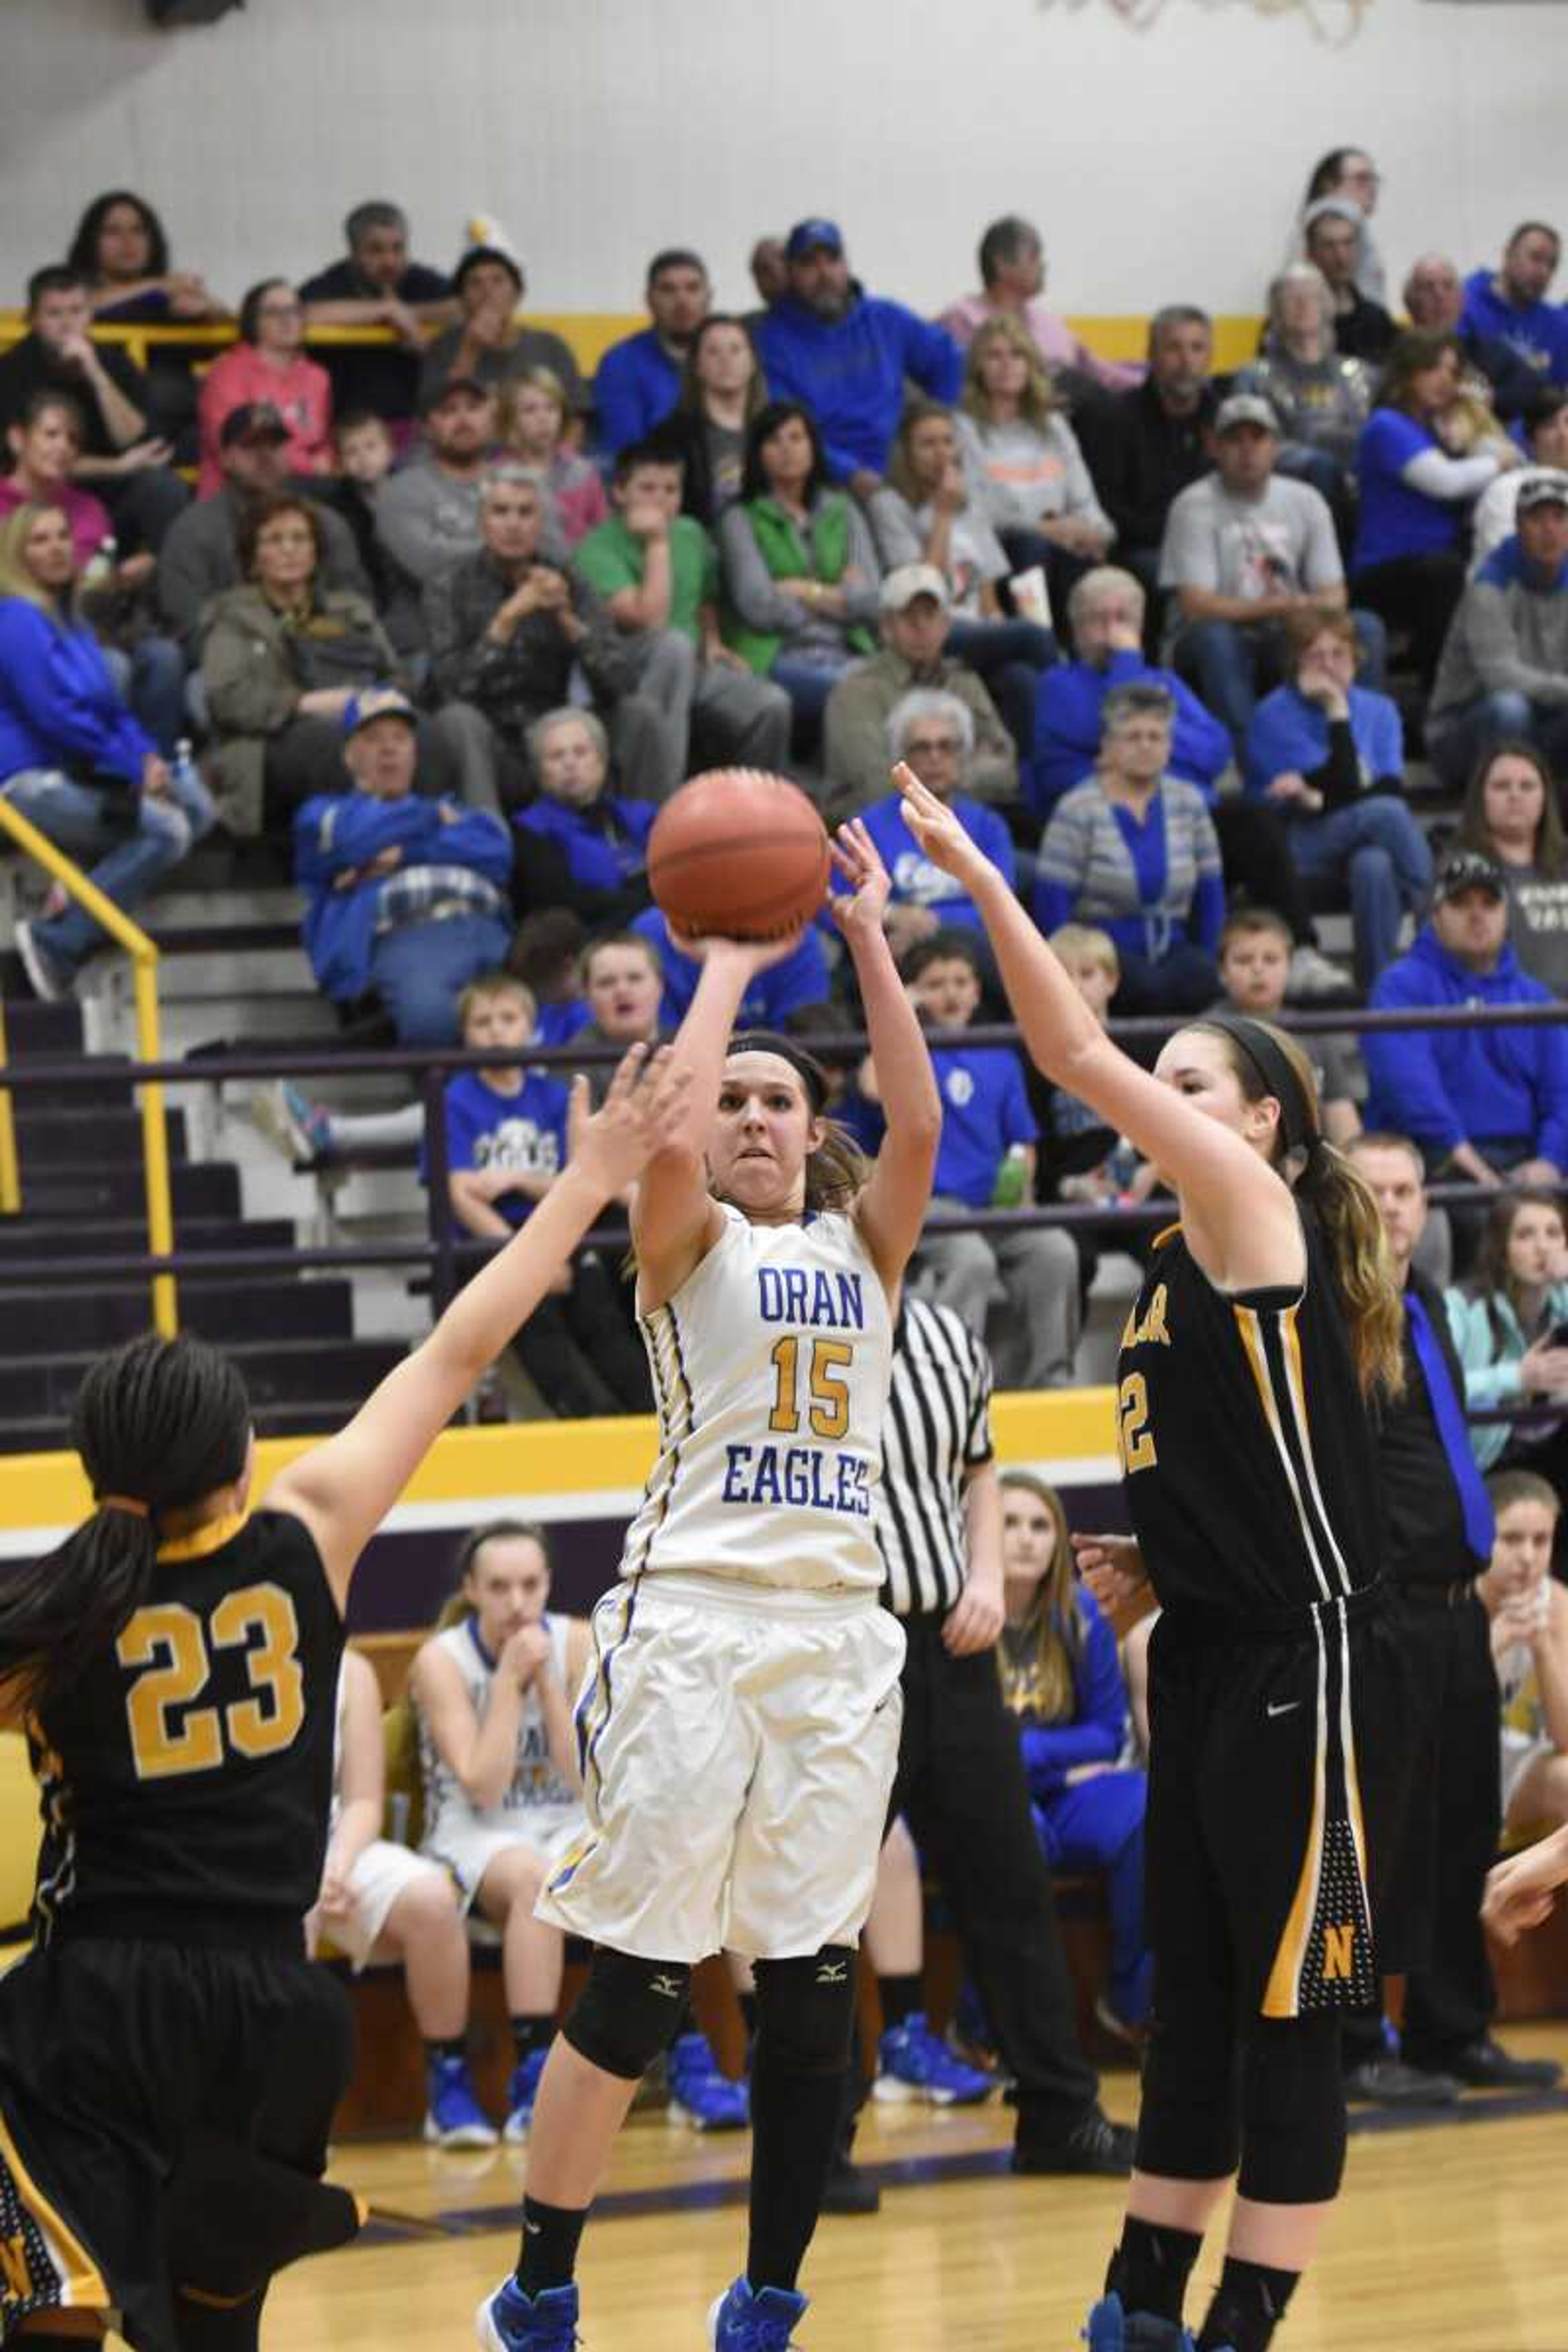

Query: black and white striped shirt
left=876, top=1296, right=994, bottom=1618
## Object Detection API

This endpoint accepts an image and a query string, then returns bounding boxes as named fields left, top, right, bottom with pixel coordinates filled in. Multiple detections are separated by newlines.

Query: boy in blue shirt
left=438, top=972, right=650, bottom=1419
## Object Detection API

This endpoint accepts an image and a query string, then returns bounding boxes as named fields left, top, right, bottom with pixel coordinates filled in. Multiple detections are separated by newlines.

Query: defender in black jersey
left=0, top=1045, right=686, bottom=2352
left=900, top=768, right=1415, bottom=2352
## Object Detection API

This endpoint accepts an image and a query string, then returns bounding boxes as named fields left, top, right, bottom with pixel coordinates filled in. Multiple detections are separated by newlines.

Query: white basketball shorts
left=535, top=1572, right=906, bottom=1964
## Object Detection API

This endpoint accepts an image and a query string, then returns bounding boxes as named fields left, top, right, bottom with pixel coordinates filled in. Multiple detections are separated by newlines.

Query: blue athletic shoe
left=668, top=2030, right=751, bottom=2131
left=423, top=2052, right=499, bottom=2149
left=873, top=2013, right=995, bottom=2106
left=1081, top=2292, right=1197, bottom=2350
left=475, top=2278, right=579, bottom=2352
left=503, top=2044, right=552, bottom=2144
left=706, top=2278, right=808, bottom=2350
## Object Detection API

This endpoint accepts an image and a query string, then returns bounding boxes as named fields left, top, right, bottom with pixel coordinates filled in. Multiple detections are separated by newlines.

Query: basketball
left=647, top=769, right=831, bottom=940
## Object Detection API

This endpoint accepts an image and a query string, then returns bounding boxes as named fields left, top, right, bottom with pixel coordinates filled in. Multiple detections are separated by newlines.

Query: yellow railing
left=0, top=999, right=17, bottom=1216
left=0, top=802, right=175, bottom=1336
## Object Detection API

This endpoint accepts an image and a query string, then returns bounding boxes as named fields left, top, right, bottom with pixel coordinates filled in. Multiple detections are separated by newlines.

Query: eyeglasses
left=904, top=737, right=962, bottom=757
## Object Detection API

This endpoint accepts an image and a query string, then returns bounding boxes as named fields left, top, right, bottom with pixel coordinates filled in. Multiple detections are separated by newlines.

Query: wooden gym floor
left=270, top=2023, right=1568, bottom=2352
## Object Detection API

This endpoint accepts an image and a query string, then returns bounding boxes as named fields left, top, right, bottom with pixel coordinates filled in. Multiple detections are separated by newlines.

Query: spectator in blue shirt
left=1244, top=609, right=1431, bottom=989
left=630, top=904, right=831, bottom=1032
left=1461, top=225, right=1568, bottom=388
left=851, top=690, right=1016, bottom=963
left=755, top=218, right=962, bottom=490
left=995, top=1469, right=1151, bottom=2036
left=593, top=250, right=710, bottom=457
left=294, top=688, right=514, bottom=1044
left=1364, top=851, right=1568, bottom=1196
left=1033, top=682, right=1224, bottom=1013
left=437, top=970, right=651, bottom=1419
left=1351, top=331, right=1519, bottom=690
left=513, top=708, right=653, bottom=926
left=855, top=930, right=1080, bottom=1387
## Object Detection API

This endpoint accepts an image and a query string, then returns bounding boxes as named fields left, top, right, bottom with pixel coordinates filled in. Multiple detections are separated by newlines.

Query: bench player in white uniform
left=410, top=1520, right=590, bottom=2142
left=308, top=1646, right=495, bottom=2147
left=477, top=820, right=941, bottom=2352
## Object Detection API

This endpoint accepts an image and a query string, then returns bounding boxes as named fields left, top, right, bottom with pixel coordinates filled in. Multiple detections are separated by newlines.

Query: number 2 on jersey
left=117, top=1582, right=305, bottom=1781
left=1116, top=1372, right=1158, bottom=1475
left=768, top=1335, right=853, bottom=1439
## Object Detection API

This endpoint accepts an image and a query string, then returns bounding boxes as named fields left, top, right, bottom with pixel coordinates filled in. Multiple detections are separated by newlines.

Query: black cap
left=1432, top=850, right=1506, bottom=907
left=220, top=401, right=289, bottom=448
left=420, top=371, right=490, bottom=416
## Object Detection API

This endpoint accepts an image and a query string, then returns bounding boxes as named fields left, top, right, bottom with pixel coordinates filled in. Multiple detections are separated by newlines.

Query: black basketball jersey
left=1116, top=1212, right=1381, bottom=1620
left=27, top=1509, right=343, bottom=1948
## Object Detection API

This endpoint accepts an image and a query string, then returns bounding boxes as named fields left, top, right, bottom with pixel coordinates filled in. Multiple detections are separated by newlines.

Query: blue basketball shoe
left=668, top=2030, right=751, bottom=2131
left=475, top=2277, right=579, bottom=2352
left=503, top=2045, right=552, bottom=2143
left=873, top=2012, right=995, bottom=2106
left=1082, top=2292, right=1198, bottom=2350
left=423, top=2051, right=499, bottom=2149
left=707, top=2278, right=808, bottom=2350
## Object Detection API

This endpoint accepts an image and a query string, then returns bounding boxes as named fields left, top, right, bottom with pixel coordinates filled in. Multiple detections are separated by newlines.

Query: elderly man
left=1160, top=393, right=1374, bottom=746
left=755, top=218, right=962, bottom=492
left=424, top=465, right=664, bottom=801
left=938, top=215, right=1138, bottom=395
left=593, top=249, right=710, bottom=456
left=1404, top=254, right=1540, bottom=421
left=1428, top=473, right=1568, bottom=786
left=821, top=565, right=1016, bottom=820
left=294, top=688, right=513, bottom=1046
left=853, top=691, right=1017, bottom=952
left=418, top=244, right=586, bottom=416
left=298, top=199, right=455, bottom=422
left=374, top=376, right=501, bottom=643
left=1073, top=307, right=1219, bottom=613
left=1461, top=224, right=1568, bottom=386
left=157, top=402, right=369, bottom=656
left=1302, top=200, right=1396, bottom=366
left=0, top=266, right=188, bottom=553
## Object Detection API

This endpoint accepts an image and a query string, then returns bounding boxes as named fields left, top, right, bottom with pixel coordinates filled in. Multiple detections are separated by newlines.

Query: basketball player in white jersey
left=478, top=820, right=941, bottom=2352
left=308, top=1646, right=494, bottom=2147
left=411, top=1521, right=590, bottom=2143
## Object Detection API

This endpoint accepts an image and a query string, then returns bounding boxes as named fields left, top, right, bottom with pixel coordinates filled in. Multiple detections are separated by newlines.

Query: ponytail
left=1298, top=1140, right=1406, bottom=1402
left=0, top=1333, right=250, bottom=1716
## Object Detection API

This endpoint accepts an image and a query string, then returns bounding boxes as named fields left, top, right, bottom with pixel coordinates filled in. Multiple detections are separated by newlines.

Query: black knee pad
left=1134, top=2011, right=1243, bottom=2184
left=562, top=1948, right=692, bottom=2081
left=751, top=1946, right=857, bottom=2076
left=1237, top=2013, right=1347, bottom=2205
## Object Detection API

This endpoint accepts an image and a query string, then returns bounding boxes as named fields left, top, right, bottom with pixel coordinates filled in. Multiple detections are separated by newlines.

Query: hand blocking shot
left=898, top=764, right=1422, bottom=2352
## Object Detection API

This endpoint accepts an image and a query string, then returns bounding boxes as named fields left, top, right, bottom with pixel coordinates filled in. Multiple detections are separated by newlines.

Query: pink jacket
left=937, top=292, right=1142, bottom=392
left=0, top=476, right=113, bottom=570
left=197, top=344, right=334, bottom=496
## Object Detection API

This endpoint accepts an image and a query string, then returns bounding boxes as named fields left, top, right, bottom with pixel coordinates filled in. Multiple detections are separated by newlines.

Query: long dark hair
left=66, top=190, right=170, bottom=283
left=679, top=314, right=765, bottom=425
left=740, top=401, right=829, bottom=507
left=0, top=1334, right=251, bottom=1714
left=1379, top=329, right=1461, bottom=419
left=1454, top=737, right=1565, bottom=881
left=725, top=1031, right=865, bottom=1212
left=1468, top=1187, right=1567, bottom=1354
left=238, top=276, right=294, bottom=345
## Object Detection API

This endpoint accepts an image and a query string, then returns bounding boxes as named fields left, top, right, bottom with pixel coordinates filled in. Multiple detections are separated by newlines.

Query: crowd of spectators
left=5, top=174, right=1568, bottom=1407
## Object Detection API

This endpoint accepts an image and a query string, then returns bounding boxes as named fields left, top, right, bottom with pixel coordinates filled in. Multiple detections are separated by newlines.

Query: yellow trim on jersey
left=1261, top=1627, right=1328, bottom=2021
left=156, top=1510, right=249, bottom=1566
left=1149, top=1222, right=1182, bottom=1252
left=1231, top=1304, right=1337, bottom=1605
left=0, top=2105, right=109, bottom=2311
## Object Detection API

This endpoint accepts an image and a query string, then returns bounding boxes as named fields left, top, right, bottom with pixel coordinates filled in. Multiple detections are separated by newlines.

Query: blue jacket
left=1242, top=682, right=1403, bottom=798
left=853, top=790, right=1016, bottom=930
left=593, top=327, right=681, bottom=456
left=1364, top=924, right=1568, bottom=1166
left=294, top=791, right=513, bottom=1002
left=632, top=906, right=830, bottom=1027
left=1476, top=533, right=1568, bottom=597
left=1460, top=268, right=1568, bottom=385
left=1028, top=650, right=1230, bottom=824
left=756, top=294, right=963, bottom=480
left=0, top=597, right=151, bottom=787
left=516, top=792, right=654, bottom=895
left=1014, top=1590, right=1130, bottom=1801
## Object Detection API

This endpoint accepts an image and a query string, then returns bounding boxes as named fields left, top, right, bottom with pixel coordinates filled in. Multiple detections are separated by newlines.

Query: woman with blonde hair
left=957, top=314, right=1114, bottom=626
left=996, top=1469, right=1151, bottom=2039
left=503, top=367, right=607, bottom=549
left=900, top=762, right=1420, bottom=2352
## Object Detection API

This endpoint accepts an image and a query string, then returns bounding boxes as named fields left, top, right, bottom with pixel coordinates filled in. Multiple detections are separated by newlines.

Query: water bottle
left=992, top=1143, right=1029, bottom=1209
left=1108, top=1136, right=1141, bottom=1200
left=84, top=533, right=117, bottom=588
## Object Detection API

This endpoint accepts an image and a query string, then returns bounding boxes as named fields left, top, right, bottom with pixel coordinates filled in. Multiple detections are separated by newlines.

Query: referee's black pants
left=885, top=1611, right=1100, bottom=2140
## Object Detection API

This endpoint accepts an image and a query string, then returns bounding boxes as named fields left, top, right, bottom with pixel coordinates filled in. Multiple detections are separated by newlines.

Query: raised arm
left=631, top=929, right=808, bottom=1310
left=897, top=768, right=1301, bottom=1292
left=830, top=819, right=941, bottom=1293
left=266, top=1047, right=689, bottom=1605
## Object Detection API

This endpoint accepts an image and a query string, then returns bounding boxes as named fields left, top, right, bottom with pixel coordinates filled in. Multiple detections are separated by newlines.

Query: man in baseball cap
left=823, top=566, right=1017, bottom=817
left=756, top=220, right=962, bottom=492
left=219, top=401, right=291, bottom=450
left=374, top=374, right=499, bottom=599
left=1428, top=465, right=1568, bottom=788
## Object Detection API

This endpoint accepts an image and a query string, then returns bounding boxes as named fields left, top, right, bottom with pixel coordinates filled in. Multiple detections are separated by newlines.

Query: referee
left=866, top=1291, right=1133, bottom=2175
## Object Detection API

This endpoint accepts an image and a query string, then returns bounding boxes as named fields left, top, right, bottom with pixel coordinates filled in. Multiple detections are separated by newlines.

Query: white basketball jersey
left=623, top=1205, right=893, bottom=1593
left=418, top=1612, right=580, bottom=1850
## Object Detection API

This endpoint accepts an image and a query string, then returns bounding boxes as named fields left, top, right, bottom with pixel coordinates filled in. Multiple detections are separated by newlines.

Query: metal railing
left=0, top=802, right=175, bottom=1334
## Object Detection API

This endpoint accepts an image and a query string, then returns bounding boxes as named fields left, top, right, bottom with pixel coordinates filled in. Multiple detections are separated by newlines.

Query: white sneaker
left=1286, top=944, right=1353, bottom=1002
left=14, top=919, right=69, bottom=1002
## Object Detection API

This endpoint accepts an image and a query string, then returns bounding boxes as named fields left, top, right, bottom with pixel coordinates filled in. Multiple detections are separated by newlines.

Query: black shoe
left=1343, top=2057, right=1461, bottom=2106
left=1011, top=2107, right=1134, bottom=2177
left=1441, top=2036, right=1563, bottom=2091
left=820, top=2150, right=880, bottom=2215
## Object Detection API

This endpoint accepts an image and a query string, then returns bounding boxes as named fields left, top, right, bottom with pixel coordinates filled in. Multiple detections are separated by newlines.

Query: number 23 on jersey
left=116, top=1581, right=305, bottom=1781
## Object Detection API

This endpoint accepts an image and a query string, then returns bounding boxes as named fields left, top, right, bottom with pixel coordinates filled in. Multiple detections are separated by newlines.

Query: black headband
left=727, top=1029, right=829, bottom=1114
left=1195, top=1014, right=1316, bottom=1158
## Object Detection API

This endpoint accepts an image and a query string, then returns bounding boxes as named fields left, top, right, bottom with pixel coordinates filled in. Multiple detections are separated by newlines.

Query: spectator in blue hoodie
left=512, top=708, right=652, bottom=927
left=294, top=688, right=514, bottom=1045
left=755, top=218, right=962, bottom=491
left=591, top=249, right=710, bottom=456
left=1244, top=609, right=1431, bottom=990
left=1461, top=225, right=1568, bottom=388
left=1364, top=850, right=1568, bottom=1196
left=0, top=500, right=214, bottom=1000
